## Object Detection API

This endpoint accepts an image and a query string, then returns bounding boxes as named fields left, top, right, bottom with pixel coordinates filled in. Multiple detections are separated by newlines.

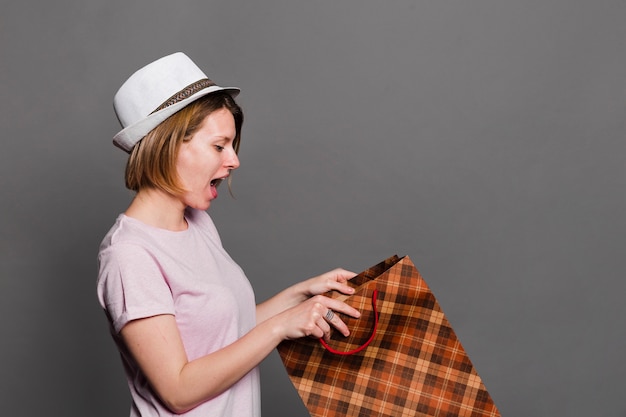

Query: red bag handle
left=319, top=289, right=379, bottom=355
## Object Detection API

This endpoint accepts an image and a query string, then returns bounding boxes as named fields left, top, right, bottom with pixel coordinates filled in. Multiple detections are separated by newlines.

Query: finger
left=323, top=308, right=351, bottom=337
left=324, top=271, right=358, bottom=295
left=322, top=319, right=333, bottom=341
left=331, top=268, right=357, bottom=283
left=324, top=298, right=361, bottom=319
left=325, top=301, right=361, bottom=338
left=328, top=282, right=356, bottom=296
left=306, top=309, right=326, bottom=339
left=315, top=314, right=332, bottom=341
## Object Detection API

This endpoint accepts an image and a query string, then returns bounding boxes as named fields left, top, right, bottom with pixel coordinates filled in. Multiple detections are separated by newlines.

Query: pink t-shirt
left=97, top=208, right=261, bottom=417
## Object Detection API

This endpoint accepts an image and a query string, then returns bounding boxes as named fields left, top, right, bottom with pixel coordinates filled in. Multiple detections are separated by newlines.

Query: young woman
left=97, top=52, right=360, bottom=416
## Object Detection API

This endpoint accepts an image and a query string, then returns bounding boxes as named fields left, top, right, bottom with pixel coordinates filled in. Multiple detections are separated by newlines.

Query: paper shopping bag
left=277, top=255, right=500, bottom=417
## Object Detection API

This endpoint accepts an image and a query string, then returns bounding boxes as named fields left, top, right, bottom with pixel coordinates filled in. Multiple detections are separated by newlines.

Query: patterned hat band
left=151, top=78, right=217, bottom=114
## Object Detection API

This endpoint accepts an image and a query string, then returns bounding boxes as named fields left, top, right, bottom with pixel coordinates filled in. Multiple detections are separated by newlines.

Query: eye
left=214, top=145, right=224, bottom=152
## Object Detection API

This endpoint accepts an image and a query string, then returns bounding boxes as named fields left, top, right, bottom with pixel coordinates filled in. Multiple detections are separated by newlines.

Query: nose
left=226, top=148, right=240, bottom=170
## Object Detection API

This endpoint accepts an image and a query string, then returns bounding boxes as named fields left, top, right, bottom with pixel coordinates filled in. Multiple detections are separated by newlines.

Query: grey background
left=1, top=1, right=624, bottom=416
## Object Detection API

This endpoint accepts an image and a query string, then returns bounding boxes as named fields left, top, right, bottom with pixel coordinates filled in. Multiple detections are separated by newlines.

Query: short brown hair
left=125, top=92, right=243, bottom=194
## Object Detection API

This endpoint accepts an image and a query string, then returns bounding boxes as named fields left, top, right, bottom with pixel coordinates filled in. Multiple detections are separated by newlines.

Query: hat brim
left=112, top=85, right=240, bottom=153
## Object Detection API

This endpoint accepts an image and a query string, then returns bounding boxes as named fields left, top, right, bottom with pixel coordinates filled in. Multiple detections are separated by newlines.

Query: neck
left=125, top=188, right=188, bottom=231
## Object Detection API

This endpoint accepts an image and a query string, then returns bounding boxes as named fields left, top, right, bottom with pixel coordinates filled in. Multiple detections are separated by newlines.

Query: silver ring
left=325, top=309, right=335, bottom=321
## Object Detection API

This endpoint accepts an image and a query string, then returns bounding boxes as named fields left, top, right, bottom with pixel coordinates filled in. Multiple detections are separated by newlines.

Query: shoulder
left=98, top=214, right=160, bottom=265
left=99, top=213, right=145, bottom=245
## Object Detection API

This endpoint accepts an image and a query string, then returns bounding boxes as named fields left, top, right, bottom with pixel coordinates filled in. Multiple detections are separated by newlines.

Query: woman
left=97, top=52, right=360, bottom=417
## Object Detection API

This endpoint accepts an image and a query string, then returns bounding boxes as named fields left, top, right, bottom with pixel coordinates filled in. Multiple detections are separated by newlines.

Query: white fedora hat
left=112, top=52, right=240, bottom=152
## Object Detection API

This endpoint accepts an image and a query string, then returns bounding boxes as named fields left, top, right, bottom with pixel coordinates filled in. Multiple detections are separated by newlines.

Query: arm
left=256, top=268, right=357, bottom=324
left=121, top=285, right=360, bottom=414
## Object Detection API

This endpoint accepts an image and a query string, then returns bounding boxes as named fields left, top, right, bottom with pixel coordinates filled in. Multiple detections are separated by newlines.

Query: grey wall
left=1, top=1, right=624, bottom=416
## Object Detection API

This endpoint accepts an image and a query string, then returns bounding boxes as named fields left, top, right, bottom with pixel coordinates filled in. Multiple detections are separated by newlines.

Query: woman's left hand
left=300, top=268, right=357, bottom=298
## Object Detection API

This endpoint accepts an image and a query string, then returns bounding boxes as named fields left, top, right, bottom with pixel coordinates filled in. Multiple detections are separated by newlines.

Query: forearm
left=163, top=318, right=284, bottom=413
left=256, top=280, right=309, bottom=324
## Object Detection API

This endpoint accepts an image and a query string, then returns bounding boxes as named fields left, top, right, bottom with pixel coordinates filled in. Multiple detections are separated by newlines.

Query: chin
left=197, top=202, right=212, bottom=211
left=185, top=199, right=212, bottom=211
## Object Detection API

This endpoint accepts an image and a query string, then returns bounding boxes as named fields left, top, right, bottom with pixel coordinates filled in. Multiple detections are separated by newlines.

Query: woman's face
left=176, top=107, right=240, bottom=210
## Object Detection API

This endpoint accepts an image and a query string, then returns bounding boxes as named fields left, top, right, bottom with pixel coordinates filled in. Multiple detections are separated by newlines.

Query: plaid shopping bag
left=277, top=255, right=500, bottom=417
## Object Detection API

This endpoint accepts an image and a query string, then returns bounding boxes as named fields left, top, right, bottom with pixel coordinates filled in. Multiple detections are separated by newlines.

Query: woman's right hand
left=273, top=294, right=360, bottom=342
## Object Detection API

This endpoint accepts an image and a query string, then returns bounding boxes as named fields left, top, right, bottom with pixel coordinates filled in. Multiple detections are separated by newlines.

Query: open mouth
left=209, top=177, right=227, bottom=199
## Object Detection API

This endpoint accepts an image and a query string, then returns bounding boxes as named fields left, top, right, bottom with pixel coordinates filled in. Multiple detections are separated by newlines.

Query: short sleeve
left=97, top=243, right=175, bottom=334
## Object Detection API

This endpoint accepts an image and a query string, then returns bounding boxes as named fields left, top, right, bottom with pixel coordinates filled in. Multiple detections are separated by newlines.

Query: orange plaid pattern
left=278, top=255, right=501, bottom=417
